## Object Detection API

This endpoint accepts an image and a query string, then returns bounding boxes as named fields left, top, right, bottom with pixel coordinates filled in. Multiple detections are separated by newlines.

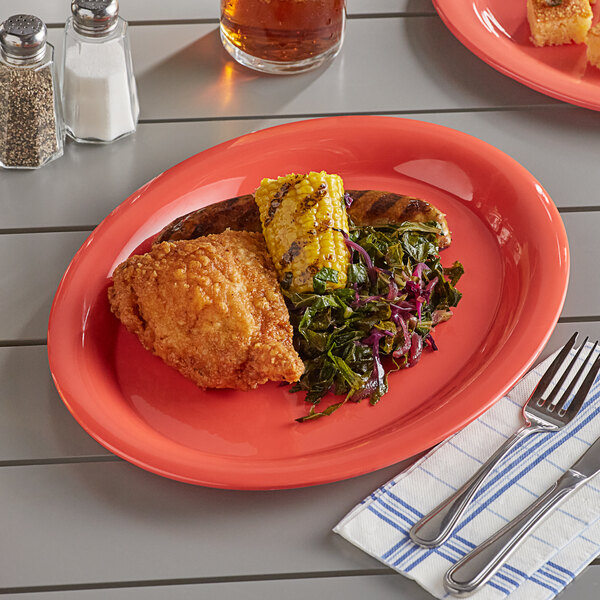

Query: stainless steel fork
left=410, top=333, right=598, bottom=548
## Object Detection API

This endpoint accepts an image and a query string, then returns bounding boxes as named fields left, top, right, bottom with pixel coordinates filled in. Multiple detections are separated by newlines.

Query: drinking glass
left=220, top=0, right=346, bottom=74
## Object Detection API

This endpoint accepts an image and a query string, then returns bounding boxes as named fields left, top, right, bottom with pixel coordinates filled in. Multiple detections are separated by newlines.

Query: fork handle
left=409, top=425, right=538, bottom=548
left=444, top=470, right=587, bottom=597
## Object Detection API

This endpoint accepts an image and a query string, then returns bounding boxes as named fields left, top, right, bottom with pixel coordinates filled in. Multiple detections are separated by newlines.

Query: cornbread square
left=527, top=0, right=592, bottom=47
left=587, top=23, right=600, bottom=68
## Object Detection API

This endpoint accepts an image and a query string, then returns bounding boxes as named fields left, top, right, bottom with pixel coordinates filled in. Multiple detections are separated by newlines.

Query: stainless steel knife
left=444, top=420, right=600, bottom=597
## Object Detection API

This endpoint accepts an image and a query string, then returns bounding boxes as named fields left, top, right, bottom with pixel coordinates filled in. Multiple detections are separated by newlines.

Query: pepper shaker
left=0, top=15, right=64, bottom=169
left=62, top=0, right=139, bottom=144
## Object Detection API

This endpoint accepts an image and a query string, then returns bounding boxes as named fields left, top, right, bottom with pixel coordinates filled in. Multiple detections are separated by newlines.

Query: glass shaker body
left=62, top=16, right=139, bottom=144
left=0, top=44, right=64, bottom=169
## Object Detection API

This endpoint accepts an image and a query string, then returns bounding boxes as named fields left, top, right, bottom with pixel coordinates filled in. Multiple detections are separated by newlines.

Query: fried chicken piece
left=108, top=230, right=304, bottom=390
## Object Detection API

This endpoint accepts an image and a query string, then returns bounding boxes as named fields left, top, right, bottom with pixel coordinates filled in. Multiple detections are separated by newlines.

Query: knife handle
left=444, top=470, right=588, bottom=597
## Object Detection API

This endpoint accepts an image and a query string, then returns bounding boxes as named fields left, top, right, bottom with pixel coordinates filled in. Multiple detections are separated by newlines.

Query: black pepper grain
left=0, top=61, right=60, bottom=168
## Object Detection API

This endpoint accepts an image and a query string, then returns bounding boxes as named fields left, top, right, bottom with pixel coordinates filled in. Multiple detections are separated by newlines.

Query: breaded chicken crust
left=108, top=230, right=304, bottom=390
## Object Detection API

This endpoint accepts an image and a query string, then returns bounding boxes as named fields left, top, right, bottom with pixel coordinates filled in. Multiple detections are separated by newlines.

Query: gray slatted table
left=1, top=1, right=599, bottom=598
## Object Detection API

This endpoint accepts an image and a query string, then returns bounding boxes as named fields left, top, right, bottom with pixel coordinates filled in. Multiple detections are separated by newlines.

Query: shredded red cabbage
left=344, top=237, right=373, bottom=270
left=426, top=333, right=438, bottom=351
left=351, top=328, right=392, bottom=401
left=416, top=298, right=424, bottom=321
left=392, top=301, right=416, bottom=311
left=404, top=280, right=420, bottom=296
left=409, top=332, right=423, bottom=366
left=341, top=235, right=380, bottom=287
left=392, top=314, right=411, bottom=358
left=386, top=278, right=399, bottom=301
left=424, top=276, right=438, bottom=297
left=362, top=329, right=394, bottom=345
left=413, top=262, right=429, bottom=279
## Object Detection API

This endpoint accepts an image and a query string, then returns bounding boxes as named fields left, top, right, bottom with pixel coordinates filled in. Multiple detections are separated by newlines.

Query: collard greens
left=284, top=220, right=463, bottom=421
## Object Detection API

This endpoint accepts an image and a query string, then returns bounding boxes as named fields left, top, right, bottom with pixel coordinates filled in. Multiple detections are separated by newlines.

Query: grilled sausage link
left=155, top=190, right=451, bottom=248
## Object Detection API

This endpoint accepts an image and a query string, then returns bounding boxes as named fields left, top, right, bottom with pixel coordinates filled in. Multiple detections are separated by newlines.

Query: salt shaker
left=0, top=15, right=64, bottom=169
left=62, top=0, right=139, bottom=144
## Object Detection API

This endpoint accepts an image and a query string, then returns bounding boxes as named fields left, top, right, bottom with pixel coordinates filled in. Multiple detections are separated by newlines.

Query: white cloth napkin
left=334, top=341, right=600, bottom=600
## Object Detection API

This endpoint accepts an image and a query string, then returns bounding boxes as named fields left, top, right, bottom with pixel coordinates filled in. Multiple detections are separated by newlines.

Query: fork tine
left=534, top=332, right=579, bottom=406
left=546, top=336, right=589, bottom=412
left=559, top=343, right=600, bottom=419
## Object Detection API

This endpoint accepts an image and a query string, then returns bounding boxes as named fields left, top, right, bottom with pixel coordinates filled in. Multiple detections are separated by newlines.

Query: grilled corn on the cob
left=254, top=171, right=350, bottom=293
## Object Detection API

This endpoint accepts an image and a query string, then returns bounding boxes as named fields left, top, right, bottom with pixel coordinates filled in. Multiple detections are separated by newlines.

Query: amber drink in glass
left=220, top=0, right=346, bottom=74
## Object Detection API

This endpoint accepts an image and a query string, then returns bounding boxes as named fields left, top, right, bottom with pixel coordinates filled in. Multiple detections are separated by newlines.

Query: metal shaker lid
left=71, top=0, right=119, bottom=36
left=0, top=15, right=47, bottom=64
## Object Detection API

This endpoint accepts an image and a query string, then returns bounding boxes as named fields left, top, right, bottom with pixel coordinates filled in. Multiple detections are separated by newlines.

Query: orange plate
left=47, top=116, right=569, bottom=490
left=434, top=0, right=600, bottom=110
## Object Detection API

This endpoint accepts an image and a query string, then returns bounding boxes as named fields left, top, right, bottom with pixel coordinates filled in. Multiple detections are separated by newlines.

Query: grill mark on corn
left=316, top=218, right=333, bottom=234
left=252, top=172, right=350, bottom=292
left=265, top=183, right=291, bottom=225
left=280, top=271, right=293, bottom=289
left=298, top=184, right=327, bottom=212
left=280, top=240, right=305, bottom=266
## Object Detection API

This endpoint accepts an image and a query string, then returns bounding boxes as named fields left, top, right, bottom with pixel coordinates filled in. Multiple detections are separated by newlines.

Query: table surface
left=2, top=1, right=600, bottom=598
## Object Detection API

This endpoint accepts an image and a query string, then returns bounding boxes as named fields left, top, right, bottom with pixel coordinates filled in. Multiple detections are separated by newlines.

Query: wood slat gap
left=558, top=316, right=600, bottom=324
left=0, top=226, right=96, bottom=235
left=44, top=13, right=438, bottom=29
left=347, top=12, right=437, bottom=19
left=0, top=562, right=597, bottom=594
left=558, top=206, right=600, bottom=213
left=0, top=456, right=120, bottom=468
left=135, top=104, right=569, bottom=126
left=0, top=339, right=47, bottom=348
left=0, top=569, right=392, bottom=595
left=45, top=21, right=220, bottom=29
